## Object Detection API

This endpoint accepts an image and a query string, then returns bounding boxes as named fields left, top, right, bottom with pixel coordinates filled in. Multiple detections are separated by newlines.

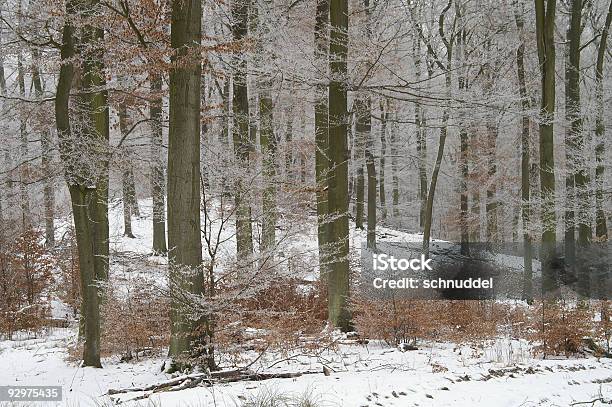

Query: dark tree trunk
left=514, top=0, right=533, bottom=302
left=379, top=100, right=388, bottom=221
left=594, top=0, right=611, bottom=241
left=150, top=74, right=167, bottom=253
left=167, top=0, right=212, bottom=370
left=232, top=0, right=254, bottom=258
left=260, top=89, right=277, bottom=251
left=54, top=9, right=103, bottom=367
left=314, top=0, right=329, bottom=279
left=327, top=0, right=351, bottom=331
left=535, top=0, right=558, bottom=293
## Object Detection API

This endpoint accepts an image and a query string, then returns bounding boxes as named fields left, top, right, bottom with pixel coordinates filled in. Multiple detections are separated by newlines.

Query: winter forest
left=0, top=0, right=611, bottom=404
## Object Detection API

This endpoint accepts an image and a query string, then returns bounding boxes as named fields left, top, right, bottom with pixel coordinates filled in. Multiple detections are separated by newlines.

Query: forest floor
left=1, top=200, right=610, bottom=406
left=1, top=327, right=611, bottom=406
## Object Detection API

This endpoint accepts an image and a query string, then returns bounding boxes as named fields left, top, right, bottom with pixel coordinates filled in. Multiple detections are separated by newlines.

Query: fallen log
left=106, top=368, right=323, bottom=403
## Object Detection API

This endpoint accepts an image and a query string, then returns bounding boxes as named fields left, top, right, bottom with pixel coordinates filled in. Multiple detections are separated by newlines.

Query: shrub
left=0, top=229, right=55, bottom=338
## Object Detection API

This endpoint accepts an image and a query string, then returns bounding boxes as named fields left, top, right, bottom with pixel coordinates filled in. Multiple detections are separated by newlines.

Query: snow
left=1, top=328, right=610, bottom=406
left=2, top=199, right=609, bottom=406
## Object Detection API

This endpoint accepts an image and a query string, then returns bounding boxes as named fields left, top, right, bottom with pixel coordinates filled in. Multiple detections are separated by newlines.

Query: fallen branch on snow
left=106, top=368, right=323, bottom=403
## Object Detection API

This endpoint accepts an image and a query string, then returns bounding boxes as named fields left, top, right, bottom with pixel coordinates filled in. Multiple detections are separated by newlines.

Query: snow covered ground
left=1, top=327, right=611, bottom=406
left=1, top=200, right=610, bottom=406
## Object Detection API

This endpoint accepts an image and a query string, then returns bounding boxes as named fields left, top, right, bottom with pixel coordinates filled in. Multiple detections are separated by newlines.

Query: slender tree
left=231, top=0, right=254, bottom=257
left=514, top=0, right=533, bottom=302
left=150, top=74, right=167, bottom=253
left=594, top=0, right=611, bottom=241
left=31, top=50, right=55, bottom=246
left=535, top=0, right=558, bottom=292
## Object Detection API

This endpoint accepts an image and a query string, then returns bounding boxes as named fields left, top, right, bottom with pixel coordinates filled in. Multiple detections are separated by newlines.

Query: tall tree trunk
left=366, top=122, right=376, bottom=249
left=260, top=83, right=276, bottom=250
left=564, top=0, right=582, bottom=264
left=54, top=11, right=102, bottom=368
left=150, top=74, right=167, bottom=253
left=594, top=0, right=611, bottom=241
left=31, top=49, right=55, bottom=246
left=285, top=106, right=294, bottom=178
left=390, top=109, right=399, bottom=217
left=355, top=99, right=366, bottom=230
left=232, top=0, right=253, bottom=258
left=314, top=0, right=329, bottom=279
left=414, top=41, right=428, bottom=232
left=355, top=97, right=376, bottom=249
left=515, top=0, right=533, bottom=302
left=17, top=53, right=31, bottom=229
left=485, top=122, right=498, bottom=242
left=423, top=71, right=450, bottom=256
left=167, top=0, right=212, bottom=370
left=456, top=11, right=469, bottom=254
left=119, top=102, right=135, bottom=238
left=379, top=100, right=387, bottom=221
left=422, top=1, right=453, bottom=256
left=128, top=166, right=140, bottom=218
left=535, top=0, right=558, bottom=293
left=327, top=0, right=351, bottom=331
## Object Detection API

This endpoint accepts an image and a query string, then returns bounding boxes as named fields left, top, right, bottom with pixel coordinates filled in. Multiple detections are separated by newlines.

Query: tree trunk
left=535, top=0, right=558, bottom=293
left=413, top=33, right=427, bottom=231
left=355, top=97, right=375, bottom=249
left=260, top=89, right=276, bottom=251
left=327, top=0, right=351, bottom=331
left=365, top=117, right=376, bottom=249
left=285, top=106, right=294, bottom=179
left=314, top=0, right=329, bottom=279
left=456, top=19, right=469, bottom=253
left=118, top=103, right=135, bottom=238
left=485, top=123, right=498, bottom=243
left=17, top=52, right=31, bottom=229
left=422, top=71, right=450, bottom=256
left=514, top=0, right=533, bottom=302
left=150, top=74, right=167, bottom=253
left=232, top=0, right=254, bottom=258
left=594, top=0, right=611, bottom=241
left=564, top=0, right=583, bottom=266
left=379, top=100, right=388, bottom=221
left=355, top=99, right=366, bottom=230
left=31, top=49, right=55, bottom=246
left=167, top=0, right=212, bottom=370
left=390, top=109, right=399, bottom=218
left=54, top=12, right=102, bottom=368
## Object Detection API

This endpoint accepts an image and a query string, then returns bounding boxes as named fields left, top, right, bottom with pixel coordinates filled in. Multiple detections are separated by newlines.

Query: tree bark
left=514, top=0, right=533, bottom=302
left=422, top=1, right=453, bottom=256
left=54, top=6, right=102, bottom=367
left=535, top=0, right=558, bottom=293
left=232, top=0, right=254, bottom=258
left=167, top=0, right=212, bottom=370
left=327, top=0, right=351, bottom=331
left=17, top=52, right=31, bottom=229
left=260, top=89, right=276, bottom=251
left=314, top=0, right=329, bottom=279
left=31, top=49, right=55, bottom=246
left=594, top=0, right=611, bottom=241
left=379, top=100, right=388, bottom=221
left=150, top=74, right=168, bottom=253
left=118, top=103, right=135, bottom=238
